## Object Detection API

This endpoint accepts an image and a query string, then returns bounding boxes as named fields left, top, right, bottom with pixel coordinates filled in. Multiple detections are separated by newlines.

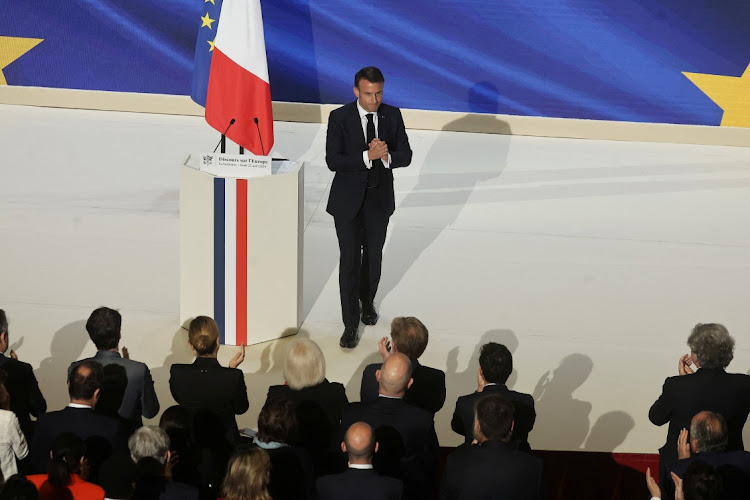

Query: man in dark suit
left=29, top=360, right=128, bottom=473
left=341, top=353, right=438, bottom=500
left=169, top=316, right=248, bottom=445
left=360, top=316, right=445, bottom=413
left=649, top=323, right=750, bottom=484
left=317, top=421, right=402, bottom=500
left=451, top=342, right=535, bottom=450
left=326, top=66, right=412, bottom=348
left=0, top=309, right=46, bottom=441
left=441, top=395, right=544, bottom=500
left=69, top=307, right=159, bottom=423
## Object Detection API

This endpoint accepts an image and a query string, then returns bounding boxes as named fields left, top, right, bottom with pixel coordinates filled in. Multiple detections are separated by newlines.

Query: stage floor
left=2, top=103, right=749, bottom=452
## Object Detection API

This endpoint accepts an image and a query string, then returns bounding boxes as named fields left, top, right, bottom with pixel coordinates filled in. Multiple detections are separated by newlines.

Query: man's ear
left=93, top=388, right=100, bottom=402
left=353, top=86, right=360, bottom=99
left=375, top=370, right=381, bottom=383
left=341, top=441, right=347, bottom=453
left=407, top=377, right=414, bottom=390
left=374, top=441, right=379, bottom=454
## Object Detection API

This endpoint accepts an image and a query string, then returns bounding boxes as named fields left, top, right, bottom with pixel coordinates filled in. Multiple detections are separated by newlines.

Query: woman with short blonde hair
left=283, top=339, right=326, bottom=390
left=221, top=447, right=271, bottom=500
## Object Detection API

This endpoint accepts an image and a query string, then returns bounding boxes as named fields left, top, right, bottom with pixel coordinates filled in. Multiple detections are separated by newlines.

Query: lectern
left=179, top=156, right=303, bottom=345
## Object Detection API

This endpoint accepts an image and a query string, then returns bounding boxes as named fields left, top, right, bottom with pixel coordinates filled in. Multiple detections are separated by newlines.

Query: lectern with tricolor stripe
left=179, top=157, right=303, bottom=345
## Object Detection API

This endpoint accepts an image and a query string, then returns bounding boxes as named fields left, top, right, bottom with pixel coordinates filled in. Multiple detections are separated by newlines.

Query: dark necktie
left=366, top=113, right=381, bottom=188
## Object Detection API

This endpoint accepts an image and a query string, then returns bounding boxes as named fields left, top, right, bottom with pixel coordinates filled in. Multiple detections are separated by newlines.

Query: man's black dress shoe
left=361, top=302, right=378, bottom=326
left=339, top=326, right=359, bottom=348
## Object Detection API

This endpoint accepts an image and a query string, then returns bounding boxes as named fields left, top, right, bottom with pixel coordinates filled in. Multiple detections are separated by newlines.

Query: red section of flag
left=236, top=179, right=248, bottom=346
left=205, top=48, right=274, bottom=155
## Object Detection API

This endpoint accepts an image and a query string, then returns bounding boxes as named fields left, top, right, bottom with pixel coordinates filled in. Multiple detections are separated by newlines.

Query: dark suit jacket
left=451, top=384, right=536, bottom=450
left=169, top=357, right=249, bottom=444
left=0, top=353, right=46, bottom=440
left=649, top=368, right=750, bottom=467
left=29, top=406, right=127, bottom=473
left=70, top=350, right=159, bottom=421
left=341, top=397, right=438, bottom=500
left=441, top=441, right=544, bottom=500
left=665, top=451, right=750, bottom=500
left=317, top=467, right=403, bottom=500
left=360, top=360, right=446, bottom=414
left=325, top=101, right=412, bottom=220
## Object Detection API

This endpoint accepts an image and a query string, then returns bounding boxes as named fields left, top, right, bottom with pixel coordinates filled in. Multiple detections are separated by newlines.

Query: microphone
left=213, top=118, right=236, bottom=153
left=254, top=117, right=266, bottom=156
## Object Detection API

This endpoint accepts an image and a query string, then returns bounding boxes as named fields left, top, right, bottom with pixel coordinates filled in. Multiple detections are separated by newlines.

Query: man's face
left=354, top=79, right=383, bottom=113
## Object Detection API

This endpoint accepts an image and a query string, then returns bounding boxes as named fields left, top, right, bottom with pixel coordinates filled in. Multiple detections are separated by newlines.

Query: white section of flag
left=223, top=179, right=237, bottom=346
left=213, top=0, right=270, bottom=83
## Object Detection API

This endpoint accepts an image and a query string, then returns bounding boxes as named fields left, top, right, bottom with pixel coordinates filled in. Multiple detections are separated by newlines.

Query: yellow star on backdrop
left=683, top=63, right=750, bottom=128
left=201, top=13, right=216, bottom=29
left=0, top=36, right=43, bottom=85
left=205, top=0, right=215, bottom=3
left=207, top=39, right=215, bottom=52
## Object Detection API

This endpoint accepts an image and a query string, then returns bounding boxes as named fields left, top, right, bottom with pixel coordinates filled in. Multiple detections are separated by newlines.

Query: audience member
left=29, top=361, right=127, bottom=474
left=98, top=453, right=138, bottom=500
left=0, top=378, right=28, bottom=482
left=129, top=426, right=199, bottom=500
left=69, top=307, right=159, bottom=424
left=647, top=460, right=724, bottom=500
left=0, top=474, right=39, bottom=500
left=649, top=324, right=750, bottom=483
left=316, top=422, right=403, bottom=500
left=27, top=433, right=105, bottom=500
left=360, top=317, right=446, bottom=414
left=265, top=338, right=348, bottom=475
left=220, top=448, right=272, bottom=500
left=0, top=310, right=46, bottom=442
left=341, top=352, right=438, bottom=500
left=169, top=316, right=248, bottom=445
left=441, top=395, right=544, bottom=500
left=451, top=342, right=535, bottom=450
left=158, top=405, right=201, bottom=491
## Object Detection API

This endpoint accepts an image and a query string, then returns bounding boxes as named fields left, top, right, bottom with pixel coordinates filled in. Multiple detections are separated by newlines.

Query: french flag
left=205, top=0, right=274, bottom=156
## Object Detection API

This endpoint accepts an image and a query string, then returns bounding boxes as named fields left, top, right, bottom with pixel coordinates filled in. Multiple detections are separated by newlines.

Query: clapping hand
left=646, top=467, right=661, bottom=499
left=229, top=343, right=246, bottom=368
left=678, top=354, right=695, bottom=376
left=378, top=337, right=392, bottom=361
left=677, top=428, right=691, bottom=459
left=368, top=139, right=389, bottom=161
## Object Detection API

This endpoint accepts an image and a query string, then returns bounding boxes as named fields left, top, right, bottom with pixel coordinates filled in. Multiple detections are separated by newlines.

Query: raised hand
left=677, top=427, right=691, bottom=459
left=229, top=343, right=246, bottom=368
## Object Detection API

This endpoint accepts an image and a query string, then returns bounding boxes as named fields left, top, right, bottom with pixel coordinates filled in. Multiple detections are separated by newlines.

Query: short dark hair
left=691, top=411, right=728, bottom=453
left=0, top=474, right=40, bottom=500
left=68, top=361, right=104, bottom=400
left=683, top=460, right=723, bottom=500
left=86, top=307, right=121, bottom=350
left=479, top=342, right=513, bottom=384
left=0, top=309, right=7, bottom=334
left=257, top=397, right=297, bottom=445
left=475, top=394, right=514, bottom=442
left=390, top=317, right=428, bottom=359
left=354, top=66, right=384, bottom=88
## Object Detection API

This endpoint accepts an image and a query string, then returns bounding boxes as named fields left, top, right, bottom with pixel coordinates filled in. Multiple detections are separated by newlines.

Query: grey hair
left=128, top=425, right=170, bottom=464
left=283, top=339, right=326, bottom=390
left=687, top=324, right=734, bottom=370
left=690, top=411, right=728, bottom=453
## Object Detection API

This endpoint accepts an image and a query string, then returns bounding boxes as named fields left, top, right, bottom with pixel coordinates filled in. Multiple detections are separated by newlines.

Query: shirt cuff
left=383, top=153, right=391, bottom=169
left=362, top=151, right=372, bottom=169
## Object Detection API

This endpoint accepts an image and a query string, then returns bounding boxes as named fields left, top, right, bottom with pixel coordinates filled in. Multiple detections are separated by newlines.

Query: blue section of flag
left=213, top=177, right=226, bottom=344
left=2, top=0, right=749, bottom=125
left=190, top=0, right=223, bottom=106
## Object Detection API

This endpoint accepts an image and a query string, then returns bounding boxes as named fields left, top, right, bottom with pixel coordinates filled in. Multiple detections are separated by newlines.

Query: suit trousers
left=334, top=186, right=390, bottom=328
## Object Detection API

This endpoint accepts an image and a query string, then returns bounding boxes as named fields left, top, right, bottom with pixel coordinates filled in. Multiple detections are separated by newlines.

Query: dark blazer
left=29, top=406, right=127, bottom=473
left=441, top=441, right=544, bottom=500
left=341, top=397, right=438, bottom=500
left=665, top=451, right=750, bottom=500
left=451, top=384, right=536, bottom=450
left=169, top=357, right=249, bottom=444
left=70, top=350, right=159, bottom=421
left=649, top=368, right=750, bottom=468
left=317, top=467, right=403, bottom=500
left=0, top=353, right=46, bottom=440
left=325, top=101, right=412, bottom=220
left=360, top=360, right=446, bottom=414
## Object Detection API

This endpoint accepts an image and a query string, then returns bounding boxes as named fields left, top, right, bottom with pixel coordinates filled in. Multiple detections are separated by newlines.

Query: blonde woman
left=221, top=447, right=272, bottom=500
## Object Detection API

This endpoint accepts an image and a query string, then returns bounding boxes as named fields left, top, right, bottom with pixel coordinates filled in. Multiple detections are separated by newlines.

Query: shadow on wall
left=584, top=411, right=636, bottom=452
left=531, top=353, right=594, bottom=451
left=149, top=326, right=196, bottom=422
left=34, top=320, right=90, bottom=412
left=379, top=82, right=511, bottom=303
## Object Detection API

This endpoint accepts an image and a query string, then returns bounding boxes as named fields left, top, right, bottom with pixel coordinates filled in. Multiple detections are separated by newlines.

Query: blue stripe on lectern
left=214, top=178, right=226, bottom=344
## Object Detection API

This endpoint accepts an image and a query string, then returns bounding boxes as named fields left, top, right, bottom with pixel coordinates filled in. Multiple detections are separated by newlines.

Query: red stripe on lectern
left=236, top=179, right=248, bottom=346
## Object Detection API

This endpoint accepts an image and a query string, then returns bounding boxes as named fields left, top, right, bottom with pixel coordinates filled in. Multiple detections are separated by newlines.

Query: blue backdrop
left=2, top=0, right=749, bottom=125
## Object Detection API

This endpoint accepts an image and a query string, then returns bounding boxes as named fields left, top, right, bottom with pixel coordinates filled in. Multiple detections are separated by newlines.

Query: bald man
left=341, top=353, right=438, bottom=500
left=316, top=422, right=403, bottom=500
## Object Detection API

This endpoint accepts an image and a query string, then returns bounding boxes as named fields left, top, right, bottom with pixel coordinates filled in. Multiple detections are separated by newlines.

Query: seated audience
left=0, top=474, right=39, bottom=500
left=98, top=453, right=138, bottom=500
left=316, top=421, right=403, bottom=500
left=648, top=461, right=724, bottom=500
left=441, top=395, right=544, bottom=500
left=29, top=361, right=127, bottom=475
left=129, top=426, right=199, bottom=500
left=158, top=405, right=203, bottom=493
left=69, top=307, right=160, bottom=424
left=253, top=397, right=314, bottom=500
left=649, top=323, right=750, bottom=483
left=451, top=342, right=535, bottom=450
left=265, top=338, right=347, bottom=475
left=221, top=447, right=272, bottom=500
left=27, top=433, right=105, bottom=500
left=341, top=353, right=438, bottom=500
left=169, top=316, right=248, bottom=445
left=0, top=379, right=28, bottom=481
left=0, top=310, right=46, bottom=442
left=360, top=317, right=446, bottom=414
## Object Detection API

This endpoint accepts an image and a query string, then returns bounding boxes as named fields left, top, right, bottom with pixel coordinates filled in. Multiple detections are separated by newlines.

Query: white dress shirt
left=357, top=101, right=391, bottom=169
left=0, top=409, right=28, bottom=480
